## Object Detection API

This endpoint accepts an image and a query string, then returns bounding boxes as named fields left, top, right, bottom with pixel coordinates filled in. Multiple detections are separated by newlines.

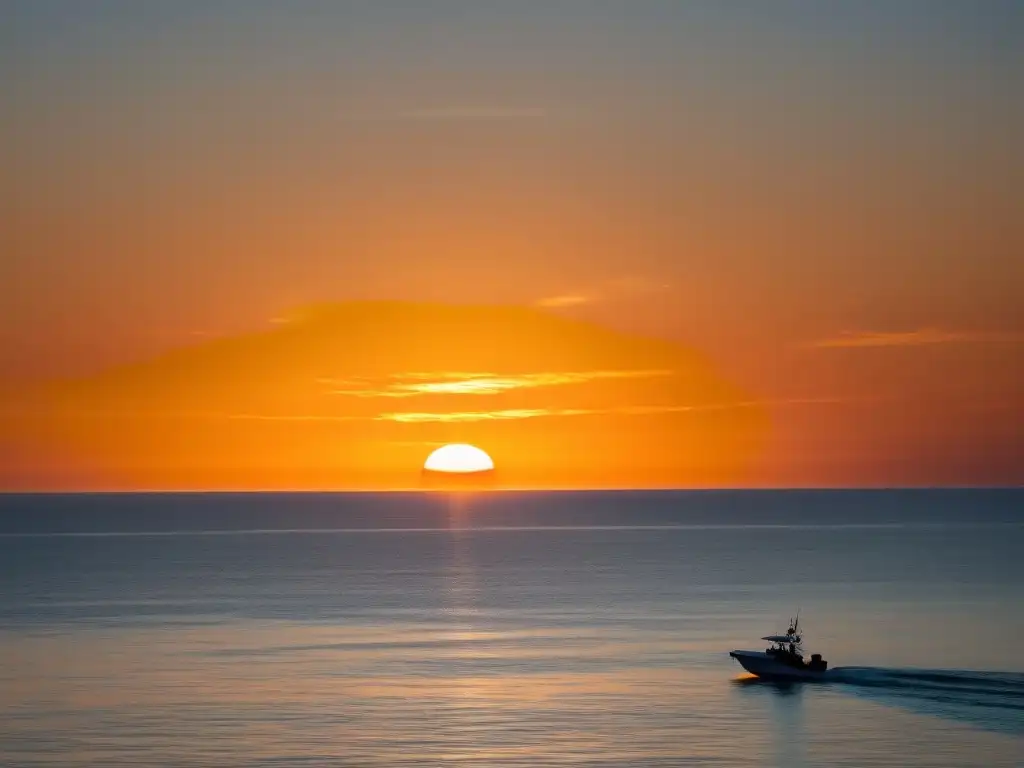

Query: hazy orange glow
left=5, top=303, right=767, bottom=490
left=1, top=296, right=1020, bottom=489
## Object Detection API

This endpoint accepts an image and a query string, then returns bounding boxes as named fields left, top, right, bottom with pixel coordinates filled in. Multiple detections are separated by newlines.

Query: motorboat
left=729, top=614, right=829, bottom=680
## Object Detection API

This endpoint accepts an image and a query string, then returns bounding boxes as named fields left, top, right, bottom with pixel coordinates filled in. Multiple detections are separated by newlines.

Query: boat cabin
left=760, top=619, right=827, bottom=671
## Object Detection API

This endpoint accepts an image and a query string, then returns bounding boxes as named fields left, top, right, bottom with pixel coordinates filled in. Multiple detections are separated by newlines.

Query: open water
left=1, top=489, right=1021, bottom=766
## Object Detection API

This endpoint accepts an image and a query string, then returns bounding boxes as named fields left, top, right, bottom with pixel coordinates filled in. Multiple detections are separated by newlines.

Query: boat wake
left=828, top=667, right=1024, bottom=735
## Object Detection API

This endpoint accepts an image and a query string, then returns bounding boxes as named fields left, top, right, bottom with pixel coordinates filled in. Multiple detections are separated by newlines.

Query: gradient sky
left=2, top=1, right=1022, bottom=488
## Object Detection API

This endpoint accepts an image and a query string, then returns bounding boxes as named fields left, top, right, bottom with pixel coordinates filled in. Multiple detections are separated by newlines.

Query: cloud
left=535, top=276, right=670, bottom=309
left=3, top=396, right=862, bottom=424
left=811, top=329, right=989, bottom=349
left=379, top=408, right=574, bottom=423
left=376, top=397, right=854, bottom=424
left=535, top=294, right=593, bottom=308
left=326, top=369, right=673, bottom=398
left=378, top=401, right=761, bottom=424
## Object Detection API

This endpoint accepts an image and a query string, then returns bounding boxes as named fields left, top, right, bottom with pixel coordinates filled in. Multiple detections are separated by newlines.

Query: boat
left=729, top=614, right=829, bottom=680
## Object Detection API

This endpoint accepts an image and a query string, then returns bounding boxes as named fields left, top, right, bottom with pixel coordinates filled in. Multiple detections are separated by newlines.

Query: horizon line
left=1, top=485, right=1020, bottom=496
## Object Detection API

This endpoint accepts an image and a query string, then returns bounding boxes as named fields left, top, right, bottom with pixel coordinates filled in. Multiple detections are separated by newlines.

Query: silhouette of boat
left=730, top=614, right=829, bottom=680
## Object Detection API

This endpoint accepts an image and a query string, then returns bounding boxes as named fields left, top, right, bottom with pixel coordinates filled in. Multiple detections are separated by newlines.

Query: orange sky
left=1, top=3, right=1021, bottom=489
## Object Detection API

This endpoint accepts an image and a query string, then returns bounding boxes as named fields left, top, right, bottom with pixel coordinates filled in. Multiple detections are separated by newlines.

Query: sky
left=2, top=1, right=1022, bottom=489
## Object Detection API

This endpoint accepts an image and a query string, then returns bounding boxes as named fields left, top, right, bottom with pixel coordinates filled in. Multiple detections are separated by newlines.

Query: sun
left=423, top=443, right=495, bottom=474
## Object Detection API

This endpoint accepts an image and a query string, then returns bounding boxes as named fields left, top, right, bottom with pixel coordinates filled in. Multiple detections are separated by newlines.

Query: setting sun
left=423, top=444, right=495, bottom=474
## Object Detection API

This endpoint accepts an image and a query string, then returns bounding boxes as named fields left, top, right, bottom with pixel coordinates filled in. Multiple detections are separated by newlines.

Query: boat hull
left=729, top=650, right=827, bottom=681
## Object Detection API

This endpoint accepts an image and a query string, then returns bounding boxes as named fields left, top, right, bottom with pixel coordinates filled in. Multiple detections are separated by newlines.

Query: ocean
left=1, top=489, right=1021, bottom=767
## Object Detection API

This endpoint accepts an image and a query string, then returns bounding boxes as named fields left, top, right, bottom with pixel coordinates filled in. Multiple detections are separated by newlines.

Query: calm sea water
left=1, top=490, right=1022, bottom=767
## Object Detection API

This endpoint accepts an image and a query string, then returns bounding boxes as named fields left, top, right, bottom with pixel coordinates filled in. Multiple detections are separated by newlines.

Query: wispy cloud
left=27, top=397, right=848, bottom=425
left=811, top=329, right=991, bottom=349
left=376, top=397, right=854, bottom=423
left=377, top=401, right=765, bottom=424
left=535, top=276, right=670, bottom=309
left=535, top=294, right=593, bottom=308
left=326, top=369, right=672, bottom=398
left=379, top=408, right=578, bottom=423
